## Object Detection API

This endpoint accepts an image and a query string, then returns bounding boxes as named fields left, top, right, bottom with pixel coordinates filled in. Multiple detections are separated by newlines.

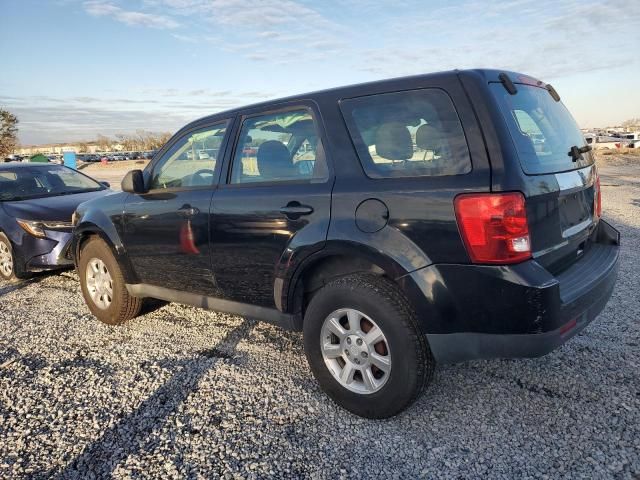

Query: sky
left=1, top=0, right=639, bottom=145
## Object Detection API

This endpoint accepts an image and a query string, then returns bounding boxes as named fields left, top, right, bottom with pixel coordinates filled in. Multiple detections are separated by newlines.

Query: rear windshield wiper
left=568, top=145, right=592, bottom=162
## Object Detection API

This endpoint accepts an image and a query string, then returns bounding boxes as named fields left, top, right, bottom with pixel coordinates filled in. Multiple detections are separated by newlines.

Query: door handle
left=280, top=202, right=314, bottom=219
left=177, top=205, right=199, bottom=218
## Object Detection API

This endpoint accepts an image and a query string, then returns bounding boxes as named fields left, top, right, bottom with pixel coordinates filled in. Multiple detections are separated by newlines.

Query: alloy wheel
left=320, top=308, right=392, bottom=394
left=85, top=258, right=113, bottom=310
left=0, top=242, right=13, bottom=278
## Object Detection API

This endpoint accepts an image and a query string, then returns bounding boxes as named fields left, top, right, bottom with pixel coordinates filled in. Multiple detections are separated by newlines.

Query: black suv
left=72, top=69, right=619, bottom=418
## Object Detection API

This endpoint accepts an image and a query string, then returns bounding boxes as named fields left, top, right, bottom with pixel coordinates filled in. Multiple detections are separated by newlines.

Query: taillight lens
left=454, top=192, right=531, bottom=264
left=594, top=175, right=602, bottom=218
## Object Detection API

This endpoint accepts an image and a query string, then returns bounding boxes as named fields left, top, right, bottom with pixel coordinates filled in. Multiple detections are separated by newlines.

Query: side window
left=150, top=121, right=229, bottom=190
left=340, top=89, right=472, bottom=178
left=230, top=108, right=328, bottom=184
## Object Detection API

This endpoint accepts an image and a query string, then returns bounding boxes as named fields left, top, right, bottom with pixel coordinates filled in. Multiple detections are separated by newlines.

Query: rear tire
left=303, top=273, right=435, bottom=418
left=79, top=236, right=142, bottom=325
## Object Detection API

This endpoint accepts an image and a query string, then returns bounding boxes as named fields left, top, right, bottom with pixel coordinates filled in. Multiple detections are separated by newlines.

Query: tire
left=303, top=273, right=435, bottom=418
left=0, top=232, right=28, bottom=282
left=78, top=236, right=142, bottom=325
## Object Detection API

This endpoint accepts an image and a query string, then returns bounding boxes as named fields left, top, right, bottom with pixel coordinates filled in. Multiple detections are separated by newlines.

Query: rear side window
left=340, top=89, right=472, bottom=179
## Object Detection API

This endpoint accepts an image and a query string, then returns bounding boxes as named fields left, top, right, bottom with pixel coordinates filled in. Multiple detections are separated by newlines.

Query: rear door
left=489, top=79, right=599, bottom=273
left=210, top=103, right=333, bottom=309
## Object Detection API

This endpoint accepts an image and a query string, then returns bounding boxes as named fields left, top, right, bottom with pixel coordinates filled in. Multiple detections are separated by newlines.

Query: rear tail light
left=594, top=174, right=602, bottom=218
left=454, top=192, right=531, bottom=264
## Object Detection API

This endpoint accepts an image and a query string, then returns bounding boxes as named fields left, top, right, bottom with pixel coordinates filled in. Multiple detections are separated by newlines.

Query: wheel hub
left=344, top=334, right=369, bottom=366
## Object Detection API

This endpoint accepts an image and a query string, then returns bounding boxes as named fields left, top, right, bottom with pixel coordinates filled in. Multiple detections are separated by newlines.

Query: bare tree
left=0, top=109, right=19, bottom=158
left=96, top=134, right=112, bottom=151
left=116, top=130, right=172, bottom=151
left=621, top=118, right=640, bottom=129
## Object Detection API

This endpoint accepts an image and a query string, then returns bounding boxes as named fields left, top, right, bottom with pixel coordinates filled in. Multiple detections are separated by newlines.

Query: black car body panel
left=73, top=192, right=138, bottom=282
left=72, top=69, right=619, bottom=363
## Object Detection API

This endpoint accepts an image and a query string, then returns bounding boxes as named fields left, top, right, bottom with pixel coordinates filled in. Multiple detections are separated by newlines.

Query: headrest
left=257, top=140, right=294, bottom=180
left=416, top=124, right=445, bottom=150
left=15, top=176, right=38, bottom=191
left=374, top=122, right=413, bottom=160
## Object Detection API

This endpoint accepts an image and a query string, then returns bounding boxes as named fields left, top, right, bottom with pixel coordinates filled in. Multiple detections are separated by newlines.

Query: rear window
left=340, top=89, right=472, bottom=179
left=490, top=83, right=593, bottom=175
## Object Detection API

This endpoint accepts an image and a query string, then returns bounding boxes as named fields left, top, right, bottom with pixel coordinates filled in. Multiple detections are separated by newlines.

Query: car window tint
left=340, top=89, right=472, bottom=178
left=230, top=109, right=328, bottom=184
left=150, top=122, right=229, bottom=190
left=0, top=166, right=102, bottom=201
left=489, top=83, right=592, bottom=174
left=46, top=168, right=93, bottom=189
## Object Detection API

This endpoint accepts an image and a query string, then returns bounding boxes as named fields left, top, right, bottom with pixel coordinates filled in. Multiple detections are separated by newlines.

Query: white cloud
left=3, top=89, right=279, bottom=144
left=83, top=1, right=180, bottom=29
left=353, top=0, right=640, bottom=80
left=171, top=33, right=197, bottom=42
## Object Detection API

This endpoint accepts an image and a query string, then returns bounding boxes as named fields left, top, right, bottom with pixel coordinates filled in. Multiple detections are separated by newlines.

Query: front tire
left=0, top=232, right=28, bottom=282
left=303, top=274, right=435, bottom=418
left=79, top=236, right=142, bottom=325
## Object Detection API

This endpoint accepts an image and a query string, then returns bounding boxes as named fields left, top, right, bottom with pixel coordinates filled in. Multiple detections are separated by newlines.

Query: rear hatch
left=489, top=77, right=600, bottom=274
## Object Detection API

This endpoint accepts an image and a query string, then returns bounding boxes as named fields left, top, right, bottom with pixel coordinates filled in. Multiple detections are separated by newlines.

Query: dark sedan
left=0, top=163, right=111, bottom=281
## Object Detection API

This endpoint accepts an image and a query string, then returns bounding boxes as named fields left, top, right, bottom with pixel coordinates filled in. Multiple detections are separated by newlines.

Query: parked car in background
left=0, top=164, right=111, bottom=281
left=73, top=69, right=619, bottom=418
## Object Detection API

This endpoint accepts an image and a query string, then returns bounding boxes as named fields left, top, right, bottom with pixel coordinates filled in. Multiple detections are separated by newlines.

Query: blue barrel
left=63, top=151, right=77, bottom=169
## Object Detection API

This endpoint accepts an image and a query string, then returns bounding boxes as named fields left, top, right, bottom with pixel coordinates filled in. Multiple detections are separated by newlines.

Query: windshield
left=490, top=83, right=593, bottom=174
left=0, top=165, right=104, bottom=201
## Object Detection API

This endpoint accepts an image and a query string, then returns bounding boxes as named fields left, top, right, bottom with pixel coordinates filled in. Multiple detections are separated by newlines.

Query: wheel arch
left=73, top=219, right=138, bottom=284
left=282, top=241, right=438, bottom=333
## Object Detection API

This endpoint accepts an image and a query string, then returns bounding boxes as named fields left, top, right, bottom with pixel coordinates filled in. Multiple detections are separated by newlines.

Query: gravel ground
left=1, top=161, right=639, bottom=479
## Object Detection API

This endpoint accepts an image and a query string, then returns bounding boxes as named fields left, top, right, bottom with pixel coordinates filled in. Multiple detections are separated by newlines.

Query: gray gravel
left=1, top=161, right=639, bottom=479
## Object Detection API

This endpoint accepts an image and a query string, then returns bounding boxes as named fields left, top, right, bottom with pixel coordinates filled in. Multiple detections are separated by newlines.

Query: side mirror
left=121, top=169, right=146, bottom=194
left=100, top=181, right=111, bottom=188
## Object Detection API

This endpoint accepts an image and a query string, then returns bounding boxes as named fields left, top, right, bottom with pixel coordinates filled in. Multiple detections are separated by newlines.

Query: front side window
left=340, top=89, right=472, bottom=179
left=230, top=108, right=328, bottom=184
left=150, top=122, right=229, bottom=190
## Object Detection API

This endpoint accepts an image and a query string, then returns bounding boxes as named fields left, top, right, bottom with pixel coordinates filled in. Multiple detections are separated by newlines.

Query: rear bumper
left=408, top=219, right=620, bottom=363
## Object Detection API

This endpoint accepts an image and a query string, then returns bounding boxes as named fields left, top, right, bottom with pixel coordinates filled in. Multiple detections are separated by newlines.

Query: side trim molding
left=126, top=284, right=298, bottom=331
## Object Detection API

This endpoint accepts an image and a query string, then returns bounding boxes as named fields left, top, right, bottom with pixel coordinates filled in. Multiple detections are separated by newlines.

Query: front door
left=122, top=120, right=231, bottom=296
left=211, top=105, right=333, bottom=308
